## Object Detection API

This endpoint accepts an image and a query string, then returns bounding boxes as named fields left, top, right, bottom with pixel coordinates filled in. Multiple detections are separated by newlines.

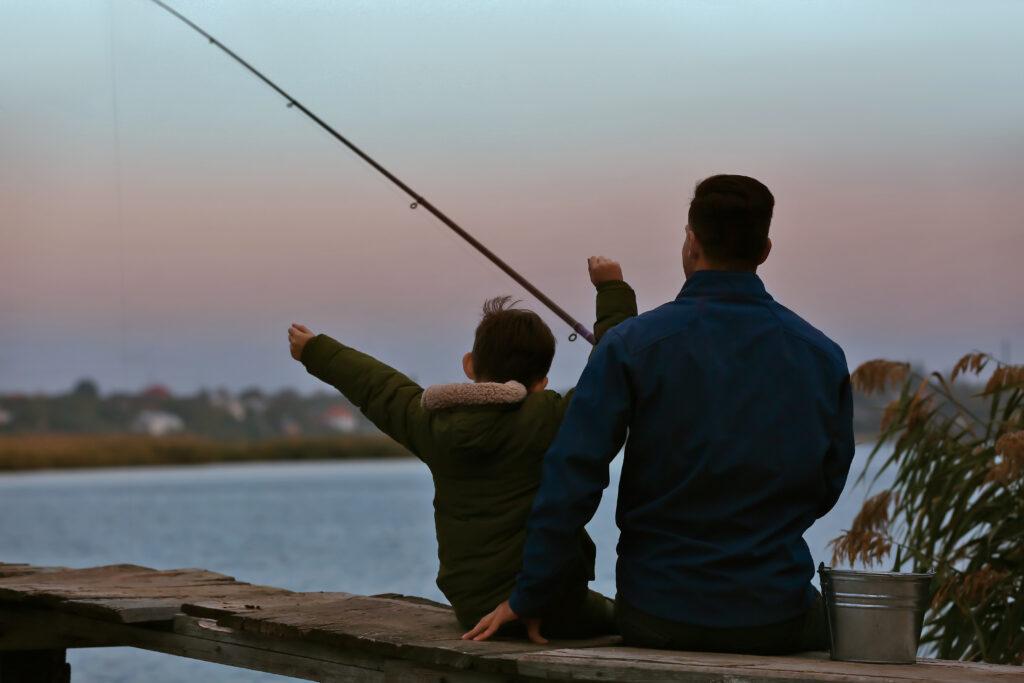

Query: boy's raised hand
left=588, top=256, right=623, bottom=286
left=288, top=323, right=316, bottom=361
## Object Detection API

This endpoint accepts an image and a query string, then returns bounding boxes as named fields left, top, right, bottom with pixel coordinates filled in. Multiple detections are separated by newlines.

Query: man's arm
left=818, top=371, right=855, bottom=518
left=465, top=330, right=633, bottom=641
left=299, top=332, right=439, bottom=463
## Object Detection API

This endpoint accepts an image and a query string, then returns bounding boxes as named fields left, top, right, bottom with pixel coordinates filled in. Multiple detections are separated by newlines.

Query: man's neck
left=689, top=263, right=758, bottom=276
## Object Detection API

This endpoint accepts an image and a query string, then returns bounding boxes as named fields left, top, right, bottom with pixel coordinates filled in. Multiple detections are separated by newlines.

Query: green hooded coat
left=301, top=281, right=637, bottom=626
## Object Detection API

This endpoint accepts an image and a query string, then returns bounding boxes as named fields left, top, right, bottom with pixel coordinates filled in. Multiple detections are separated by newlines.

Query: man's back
left=509, top=270, right=854, bottom=631
left=610, top=270, right=852, bottom=627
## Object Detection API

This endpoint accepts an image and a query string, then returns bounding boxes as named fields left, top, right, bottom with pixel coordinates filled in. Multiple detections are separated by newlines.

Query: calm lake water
left=0, top=445, right=885, bottom=682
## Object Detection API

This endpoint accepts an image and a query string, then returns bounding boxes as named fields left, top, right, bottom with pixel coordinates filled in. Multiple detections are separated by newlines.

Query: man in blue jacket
left=464, top=174, right=854, bottom=653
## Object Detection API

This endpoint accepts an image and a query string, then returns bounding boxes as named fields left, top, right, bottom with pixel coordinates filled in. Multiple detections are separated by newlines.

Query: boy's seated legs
left=615, top=591, right=827, bottom=654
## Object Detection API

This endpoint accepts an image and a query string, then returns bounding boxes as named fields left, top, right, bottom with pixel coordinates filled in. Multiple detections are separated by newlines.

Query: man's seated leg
left=615, top=592, right=827, bottom=655
left=540, top=588, right=618, bottom=639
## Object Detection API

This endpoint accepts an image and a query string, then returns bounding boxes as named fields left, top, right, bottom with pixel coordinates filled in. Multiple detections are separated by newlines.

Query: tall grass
left=0, top=434, right=409, bottom=471
left=831, top=354, right=1023, bottom=664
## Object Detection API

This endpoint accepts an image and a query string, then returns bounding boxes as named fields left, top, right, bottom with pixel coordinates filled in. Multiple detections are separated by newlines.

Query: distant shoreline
left=0, top=434, right=411, bottom=472
left=0, top=433, right=881, bottom=473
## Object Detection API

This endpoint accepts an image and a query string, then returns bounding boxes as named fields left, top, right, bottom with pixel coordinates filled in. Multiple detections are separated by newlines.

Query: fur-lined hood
left=421, top=381, right=528, bottom=411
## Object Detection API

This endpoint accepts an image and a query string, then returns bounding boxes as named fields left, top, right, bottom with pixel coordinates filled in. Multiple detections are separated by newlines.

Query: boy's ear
left=529, top=377, right=549, bottom=393
left=462, top=352, right=476, bottom=381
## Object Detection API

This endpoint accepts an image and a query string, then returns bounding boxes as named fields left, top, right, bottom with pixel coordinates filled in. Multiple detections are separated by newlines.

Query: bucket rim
left=819, top=565, right=935, bottom=581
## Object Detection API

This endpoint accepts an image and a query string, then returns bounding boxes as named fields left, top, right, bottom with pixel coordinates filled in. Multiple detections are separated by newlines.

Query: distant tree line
left=0, top=379, right=373, bottom=440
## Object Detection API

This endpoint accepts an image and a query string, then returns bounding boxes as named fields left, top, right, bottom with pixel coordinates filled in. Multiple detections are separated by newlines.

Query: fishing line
left=108, top=0, right=130, bottom=381
left=143, top=0, right=594, bottom=344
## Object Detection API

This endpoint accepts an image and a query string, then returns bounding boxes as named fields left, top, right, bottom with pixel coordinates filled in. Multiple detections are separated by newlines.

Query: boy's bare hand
left=288, top=323, right=315, bottom=361
left=588, top=256, right=623, bottom=286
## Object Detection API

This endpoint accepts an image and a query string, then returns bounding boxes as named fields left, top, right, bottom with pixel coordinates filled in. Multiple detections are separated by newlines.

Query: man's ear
left=529, top=377, right=549, bottom=393
left=686, top=227, right=703, bottom=263
left=757, top=237, right=772, bottom=266
left=463, top=352, right=476, bottom=381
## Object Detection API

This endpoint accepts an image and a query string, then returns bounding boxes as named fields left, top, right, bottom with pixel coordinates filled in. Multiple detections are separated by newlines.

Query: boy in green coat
left=288, top=257, right=636, bottom=638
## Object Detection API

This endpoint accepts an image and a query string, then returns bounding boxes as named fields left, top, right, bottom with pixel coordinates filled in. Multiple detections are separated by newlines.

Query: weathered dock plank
left=0, top=563, right=50, bottom=579
left=1, top=606, right=388, bottom=682
left=0, top=563, right=1020, bottom=682
left=183, top=591, right=612, bottom=673
left=0, top=563, right=292, bottom=623
left=495, top=646, right=1024, bottom=682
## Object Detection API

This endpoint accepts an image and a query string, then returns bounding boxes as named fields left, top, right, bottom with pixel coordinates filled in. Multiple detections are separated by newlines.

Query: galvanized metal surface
left=820, top=565, right=934, bottom=665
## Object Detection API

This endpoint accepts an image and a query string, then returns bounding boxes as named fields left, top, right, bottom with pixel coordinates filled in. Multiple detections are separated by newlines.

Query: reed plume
left=957, top=566, right=1012, bottom=605
left=984, top=365, right=1024, bottom=395
left=829, top=490, right=894, bottom=567
left=951, top=352, right=990, bottom=382
left=933, top=565, right=1013, bottom=611
left=851, top=359, right=911, bottom=395
left=987, top=431, right=1024, bottom=485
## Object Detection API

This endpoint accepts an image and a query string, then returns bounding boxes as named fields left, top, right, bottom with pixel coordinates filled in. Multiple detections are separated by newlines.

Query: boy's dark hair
left=688, top=174, right=775, bottom=267
left=472, top=296, right=555, bottom=387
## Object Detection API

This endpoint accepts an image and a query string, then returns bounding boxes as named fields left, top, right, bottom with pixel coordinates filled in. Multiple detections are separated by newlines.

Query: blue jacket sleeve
left=509, top=330, right=633, bottom=617
left=818, top=371, right=855, bottom=518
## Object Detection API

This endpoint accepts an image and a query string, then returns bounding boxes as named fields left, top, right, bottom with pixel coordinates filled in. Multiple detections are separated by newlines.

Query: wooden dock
left=0, top=563, right=1019, bottom=682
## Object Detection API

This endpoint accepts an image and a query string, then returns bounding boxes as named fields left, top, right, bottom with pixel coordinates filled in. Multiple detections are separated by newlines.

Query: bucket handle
left=818, top=562, right=836, bottom=658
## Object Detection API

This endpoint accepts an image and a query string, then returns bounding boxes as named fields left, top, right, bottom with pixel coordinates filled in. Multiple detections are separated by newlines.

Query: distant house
left=209, top=389, right=246, bottom=421
left=0, top=407, right=11, bottom=428
left=133, top=410, right=185, bottom=437
left=280, top=417, right=303, bottom=437
left=321, top=405, right=357, bottom=433
left=241, top=393, right=268, bottom=415
left=140, top=385, right=172, bottom=402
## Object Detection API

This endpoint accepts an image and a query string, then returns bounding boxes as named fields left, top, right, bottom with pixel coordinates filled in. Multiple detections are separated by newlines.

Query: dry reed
left=834, top=352, right=1024, bottom=664
left=829, top=490, right=895, bottom=567
left=985, top=365, right=1024, bottom=395
left=988, top=431, right=1024, bottom=485
left=951, top=352, right=990, bottom=382
left=851, top=359, right=911, bottom=395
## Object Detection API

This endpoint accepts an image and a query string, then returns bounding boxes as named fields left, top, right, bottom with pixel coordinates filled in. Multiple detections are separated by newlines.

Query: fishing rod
left=145, top=0, right=595, bottom=345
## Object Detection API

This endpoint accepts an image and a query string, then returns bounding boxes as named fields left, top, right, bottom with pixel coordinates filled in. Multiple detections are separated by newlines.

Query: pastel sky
left=2, top=0, right=1022, bottom=394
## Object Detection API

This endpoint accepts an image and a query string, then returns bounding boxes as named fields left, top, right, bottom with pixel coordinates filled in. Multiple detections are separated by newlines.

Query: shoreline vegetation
left=0, top=431, right=878, bottom=473
left=0, top=434, right=410, bottom=472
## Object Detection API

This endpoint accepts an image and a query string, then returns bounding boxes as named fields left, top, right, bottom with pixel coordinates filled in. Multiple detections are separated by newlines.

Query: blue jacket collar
left=677, top=270, right=771, bottom=301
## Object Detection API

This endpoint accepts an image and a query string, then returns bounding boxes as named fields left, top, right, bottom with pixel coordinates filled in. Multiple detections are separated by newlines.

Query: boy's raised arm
left=594, top=280, right=638, bottom=342
left=554, top=258, right=637, bottom=415
left=588, top=256, right=637, bottom=344
left=290, top=325, right=439, bottom=462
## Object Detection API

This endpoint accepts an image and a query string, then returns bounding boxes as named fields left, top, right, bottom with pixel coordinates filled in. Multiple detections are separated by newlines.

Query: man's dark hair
left=472, top=296, right=555, bottom=387
left=688, top=174, right=775, bottom=267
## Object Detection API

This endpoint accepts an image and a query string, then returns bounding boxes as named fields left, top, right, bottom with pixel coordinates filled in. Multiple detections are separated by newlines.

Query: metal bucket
left=818, top=564, right=933, bottom=664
